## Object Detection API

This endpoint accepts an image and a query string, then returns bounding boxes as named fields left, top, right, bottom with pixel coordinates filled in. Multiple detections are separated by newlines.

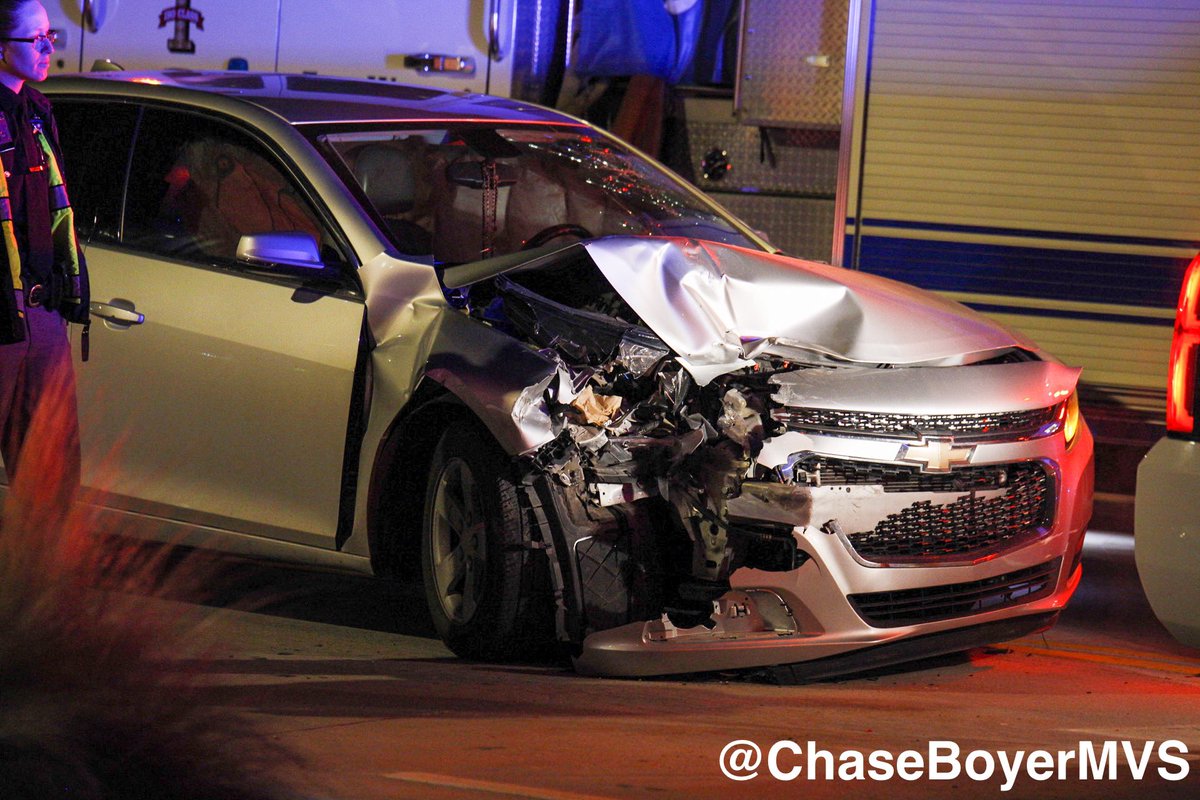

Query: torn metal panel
left=422, top=309, right=562, bottom=454
left=581, top=237, right=1041, bottom=383
left=727, top=481, right=813, bottom=527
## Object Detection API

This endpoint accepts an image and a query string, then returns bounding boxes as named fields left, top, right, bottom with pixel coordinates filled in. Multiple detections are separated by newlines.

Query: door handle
left=488, top=0, right=504, bottom=61
left=402, top=53, right=475, bottom=74
left=90, top=300, right=145, bottom=326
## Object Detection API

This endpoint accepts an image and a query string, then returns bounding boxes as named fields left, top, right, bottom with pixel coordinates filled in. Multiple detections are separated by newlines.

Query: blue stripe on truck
left=846, top=231, right=1191, bottom=310
left=963, top=302, right=1170, bottom=327
left=852, top=218, right=1200, bottom=252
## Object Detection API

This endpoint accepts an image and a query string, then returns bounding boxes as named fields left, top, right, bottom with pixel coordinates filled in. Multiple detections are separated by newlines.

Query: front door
left=58, top=101, right=364, bottom=547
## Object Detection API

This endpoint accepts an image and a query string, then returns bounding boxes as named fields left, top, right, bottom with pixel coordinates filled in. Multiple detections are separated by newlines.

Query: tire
left=420, top=422, right=552, bottom=660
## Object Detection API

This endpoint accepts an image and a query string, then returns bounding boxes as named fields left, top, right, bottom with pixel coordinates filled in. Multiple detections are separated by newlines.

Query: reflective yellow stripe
left=36, top=129, right=79, bottom=280
left=0, top=168, right=20, bottom=293
left=0, top=128, right=80, bottom=298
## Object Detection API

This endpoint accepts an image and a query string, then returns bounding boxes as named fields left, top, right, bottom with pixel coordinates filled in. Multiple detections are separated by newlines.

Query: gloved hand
left=59, top=274, right=89, bottom=325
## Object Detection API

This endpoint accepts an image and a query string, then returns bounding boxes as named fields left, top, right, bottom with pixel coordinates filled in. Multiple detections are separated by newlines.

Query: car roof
left=42, top=70, right=588, bottom=128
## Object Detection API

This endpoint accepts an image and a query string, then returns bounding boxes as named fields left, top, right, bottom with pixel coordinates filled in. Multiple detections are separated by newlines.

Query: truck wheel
left=420, top=423, right=549, bottom=660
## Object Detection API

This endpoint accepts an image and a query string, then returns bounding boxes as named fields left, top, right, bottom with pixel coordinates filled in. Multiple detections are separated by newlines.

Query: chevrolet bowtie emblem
left=897, top=437, right=976, bottom=473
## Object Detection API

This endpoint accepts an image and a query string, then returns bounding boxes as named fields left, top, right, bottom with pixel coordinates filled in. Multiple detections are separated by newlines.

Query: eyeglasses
left=0, top=30, right=58, bottom=51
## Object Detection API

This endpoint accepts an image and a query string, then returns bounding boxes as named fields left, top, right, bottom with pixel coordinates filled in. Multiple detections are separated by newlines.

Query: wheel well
left=367, top=383, right=473, bottom=579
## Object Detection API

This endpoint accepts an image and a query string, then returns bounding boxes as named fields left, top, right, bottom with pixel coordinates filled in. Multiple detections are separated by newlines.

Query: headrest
left=351, top=145, right=416, bottom=216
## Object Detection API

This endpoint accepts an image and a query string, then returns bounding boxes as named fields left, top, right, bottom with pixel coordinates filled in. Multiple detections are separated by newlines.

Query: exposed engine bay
left=437, top=237, right=1083, bottom=671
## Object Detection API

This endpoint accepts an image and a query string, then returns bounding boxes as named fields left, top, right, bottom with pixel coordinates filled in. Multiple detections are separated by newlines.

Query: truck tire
left=420, top=423, right=551, bottom=660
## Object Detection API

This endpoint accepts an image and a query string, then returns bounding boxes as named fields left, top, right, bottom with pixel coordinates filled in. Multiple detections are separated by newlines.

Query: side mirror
left=236, top=232, right=324, bottom=271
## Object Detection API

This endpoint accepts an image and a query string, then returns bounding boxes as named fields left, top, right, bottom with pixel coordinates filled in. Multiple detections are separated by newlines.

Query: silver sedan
left=41, top=71, right=1094, bottom=678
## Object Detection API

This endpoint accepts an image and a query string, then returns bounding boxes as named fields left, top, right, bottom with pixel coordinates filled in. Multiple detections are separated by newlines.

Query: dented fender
left=422, top=310, right=562, bottom=454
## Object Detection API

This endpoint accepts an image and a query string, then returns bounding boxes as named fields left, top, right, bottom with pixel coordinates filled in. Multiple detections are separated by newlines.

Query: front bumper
left=574, top=423, right=1094, bottom=677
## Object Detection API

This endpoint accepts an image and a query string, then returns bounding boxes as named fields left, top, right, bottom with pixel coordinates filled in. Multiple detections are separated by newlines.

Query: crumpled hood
left=582, top=237, right=1039, bottom=383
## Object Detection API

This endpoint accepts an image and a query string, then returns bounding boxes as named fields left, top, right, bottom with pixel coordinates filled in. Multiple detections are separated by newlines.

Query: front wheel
left=421, top=423, right=552, bottom=660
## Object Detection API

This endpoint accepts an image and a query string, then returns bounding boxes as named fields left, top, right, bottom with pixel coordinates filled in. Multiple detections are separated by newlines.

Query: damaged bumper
left=572, top=419, right=1093, bottom=677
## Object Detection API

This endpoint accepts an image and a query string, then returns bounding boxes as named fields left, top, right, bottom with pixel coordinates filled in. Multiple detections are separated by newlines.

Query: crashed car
left=38, top=71, right=1093, bottom=678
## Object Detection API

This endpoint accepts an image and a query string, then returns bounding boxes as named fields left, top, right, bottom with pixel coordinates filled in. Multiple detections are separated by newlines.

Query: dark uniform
left=0, top=82, right=88, bottom=491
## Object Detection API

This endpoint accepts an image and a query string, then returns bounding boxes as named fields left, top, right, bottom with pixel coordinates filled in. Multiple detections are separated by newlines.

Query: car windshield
left=316, top=125, right=762, bottom=262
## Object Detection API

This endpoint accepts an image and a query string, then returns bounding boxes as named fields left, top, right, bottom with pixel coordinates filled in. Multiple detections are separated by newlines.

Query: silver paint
left=582, top=237, right=1042, bottom=384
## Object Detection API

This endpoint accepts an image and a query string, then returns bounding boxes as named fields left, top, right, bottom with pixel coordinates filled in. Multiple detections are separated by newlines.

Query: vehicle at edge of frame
left=1135, top=252, right=1200, bottom=650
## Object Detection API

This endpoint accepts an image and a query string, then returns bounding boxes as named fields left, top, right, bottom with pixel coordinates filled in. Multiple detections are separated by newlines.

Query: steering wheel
left=521, top=223, right=595, bottom=250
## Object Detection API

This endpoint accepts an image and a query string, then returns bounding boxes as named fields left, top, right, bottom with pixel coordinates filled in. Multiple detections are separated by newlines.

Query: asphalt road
left=111, top=522, right=1200, bottom=800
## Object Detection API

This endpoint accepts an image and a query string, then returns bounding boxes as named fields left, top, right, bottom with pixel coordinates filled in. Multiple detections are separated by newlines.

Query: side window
left=50, top=99, right=138, bottom=244
left=124, top=107, right=336, bottom=266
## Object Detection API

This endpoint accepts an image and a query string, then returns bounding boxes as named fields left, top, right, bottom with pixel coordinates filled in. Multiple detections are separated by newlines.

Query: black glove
left=60, top=295, right=89, bottom=324
left=54, top=269, right=89, bottom=325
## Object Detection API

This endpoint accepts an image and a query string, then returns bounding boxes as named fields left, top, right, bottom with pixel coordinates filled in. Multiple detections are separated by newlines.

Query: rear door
left=54, top=99, right=365, bottom=547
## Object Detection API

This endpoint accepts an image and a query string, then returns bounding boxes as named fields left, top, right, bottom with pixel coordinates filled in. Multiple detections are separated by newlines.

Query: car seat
left=351, top=144, right=433, bottom=255
left=161, top=138, right=320, bottom=260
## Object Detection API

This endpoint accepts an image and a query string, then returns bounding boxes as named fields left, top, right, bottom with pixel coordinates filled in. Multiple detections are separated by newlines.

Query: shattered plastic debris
left=717, top=388, right=763, bottom=451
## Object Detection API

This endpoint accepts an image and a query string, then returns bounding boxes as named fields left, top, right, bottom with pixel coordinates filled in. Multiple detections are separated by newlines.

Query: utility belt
left=24, top=281, right=48, bottom=308
left=22, top=274, right=62, bottom=309
left=14, top=268, right=90, bottom=361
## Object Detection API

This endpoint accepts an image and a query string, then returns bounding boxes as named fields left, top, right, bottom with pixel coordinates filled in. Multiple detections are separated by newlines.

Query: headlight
left=1059, top=391, right=1081, bottom=446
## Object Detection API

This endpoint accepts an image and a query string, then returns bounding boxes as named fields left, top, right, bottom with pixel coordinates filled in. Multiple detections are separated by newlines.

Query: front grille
left=771, top=406, right=1058, bottom=441
left=791, top=456, right=1014, bottom=492
left=845, top=463, right=1052, bottom=563
left=848, top=558, right=1062, bottom=627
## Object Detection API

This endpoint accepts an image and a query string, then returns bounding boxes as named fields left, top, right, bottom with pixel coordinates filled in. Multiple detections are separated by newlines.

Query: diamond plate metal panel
left=709, top=193, right=836, bottom=262
left=737, top=0, right=849, bottom=128
left=686, top=120, right=840, bottom=195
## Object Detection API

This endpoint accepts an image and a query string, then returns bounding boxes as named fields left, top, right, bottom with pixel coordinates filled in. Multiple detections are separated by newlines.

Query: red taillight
left=1167, top=253, right=1200, bottom=436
